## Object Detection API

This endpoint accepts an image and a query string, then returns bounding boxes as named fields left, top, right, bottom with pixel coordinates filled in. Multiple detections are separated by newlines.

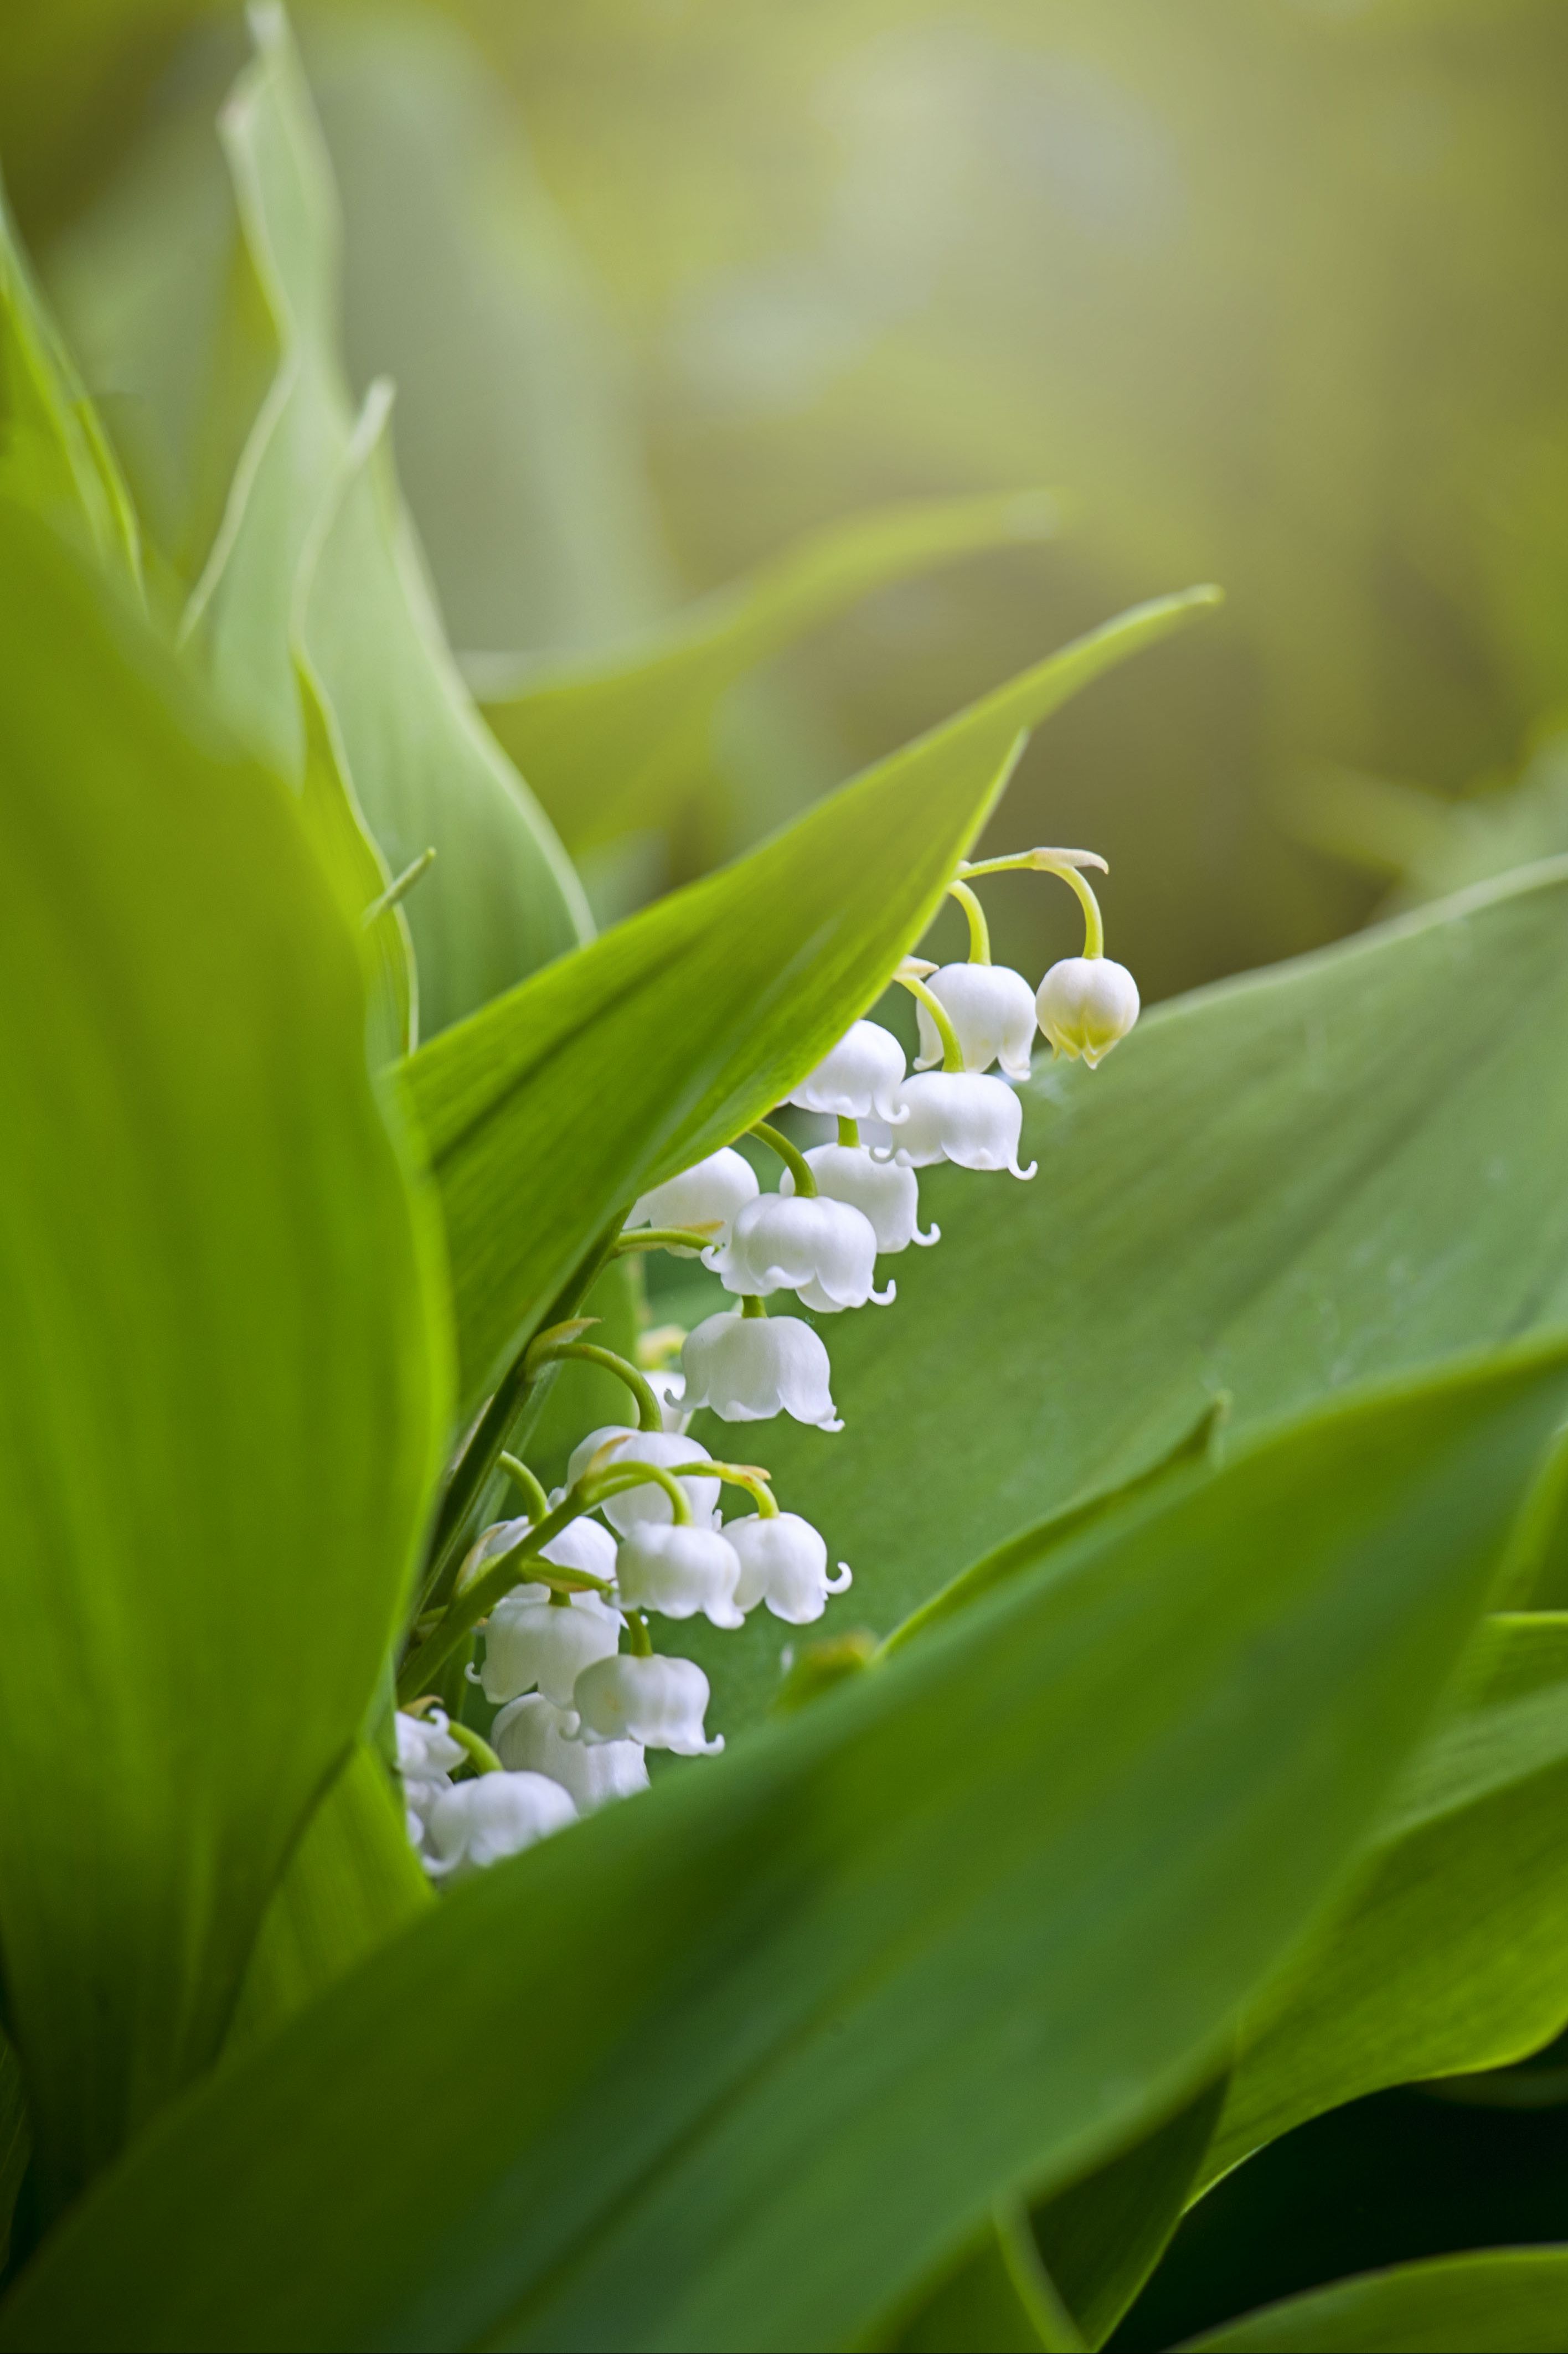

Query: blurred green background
left=12, top=0, right=1568, bottom=999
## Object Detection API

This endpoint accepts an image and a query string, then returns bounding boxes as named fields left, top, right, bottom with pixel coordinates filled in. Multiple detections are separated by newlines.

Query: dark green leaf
left=405, top=585, right=1220, bottom=1408
left=4, top=1339, right=1563, bottom=2350
left=0, top=501, right=446, bottom=2206
left=890, top=2207, right=1083, bottom=2353
left=478, top=489, right=1064, bottom=851
left=1178, top=2247, right=1568, bottom=2352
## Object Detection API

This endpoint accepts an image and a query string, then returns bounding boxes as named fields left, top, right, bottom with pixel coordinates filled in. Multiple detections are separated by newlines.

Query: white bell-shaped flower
left=457, top=1517, right=549, bottom=1604
left=882, top=1072, right=1036, bottom=1178
left=781, top=1144, right=937, bottom=1252
left=566, top=1427, right=721, bottom=1533
left=647, top=1368, right=692, bottom=1434
left=491, top=1693, right=649, bottom=1810
left=571, top=1651, right=723, bottom=1754
left=787, top=1019, right=909, bottom=1123
left=1035, top=955, right=1139, bottom=1067
left=423, top=1770, right=576, bottom=1882
left=680, top=1310, right=843, bottom=1431
left=705, top=1192, right=891, bottom=1312
left=626, top=1146, right=759, bottom=1251
left=614, top=1521, right=745, bottom=1629
left=728, top=1512, right=853, bottom=1625
left=395, top=1708, right=466, bottom=1836
left=915, top=962, right=1037, bottom=1080
left=480, top=1589, right=623, bottom=1707
left=535, top=1514, right=618, bottom=1584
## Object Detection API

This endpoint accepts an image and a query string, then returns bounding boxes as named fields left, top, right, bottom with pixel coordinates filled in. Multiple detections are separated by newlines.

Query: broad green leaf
left=890, top=2208, right=1082, bottom=2353
left=713, top=858, right=1568, bottom=1732
left=294, top=654, right=415, bottom=1063
left=477, top=489, right=1063, bottom=851
left=405, top=585, right=1220, bottom=1409
left=0, top=502, right=447, bottom=2208
left=186, top=4, right=588, bottom=1034
left=227, top=1746, right=431, bottom=2051
left=0, top=174, right=140, bottom=588
left=6, top=1341, right=1565, bottom=2351
left=0, top=2044, right=28, bottom=2279
left=1203, top=1609, right=1568, bottom=2187
left=1180, top=2247, right=1568, bottom=2352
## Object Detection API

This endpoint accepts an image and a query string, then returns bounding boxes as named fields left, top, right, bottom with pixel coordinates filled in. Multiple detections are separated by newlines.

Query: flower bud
left=1034, top=956, right=1139, bottom=1068
left=626, top=1146, right=759, bottom=1252
left=566, top=1427, right=721, bottom=1534
left=614, top=1521, right=745, bottom=1628
left=883, top=1072, right=1036, bottom=1177
left=491, top=1693, right=649, bottom=1809
left=571, top=1651, right=723, bottom=1754
left=480, top=1589, right=623, bottom=1707
left=679, top=1310, right=843, bottom=1431
left=787, top=1019, right=908, bottom=1123
left=424, top=1771, right=576, bottom=1882
left=781, top=1144, right=937, bottom=1252
left=728, top=1512, right=853, bottom=1624
left=705, top=1191, right=891, bottom=1312
left=914, top=963, right=1036, bottom=1080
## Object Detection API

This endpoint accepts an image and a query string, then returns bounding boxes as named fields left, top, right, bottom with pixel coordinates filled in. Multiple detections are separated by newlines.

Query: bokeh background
left=13, top=0, right=1568, bottom=1002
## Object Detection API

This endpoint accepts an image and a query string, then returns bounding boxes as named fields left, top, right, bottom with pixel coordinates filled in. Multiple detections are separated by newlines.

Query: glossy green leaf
left=0, top=175, right=141, bottom=589
left=406, top=584, right=1219, bottom=1408
left=0, top=501, right=447, bottom=2208
left=891, top=2207, right=1082, bottom=2353
left=227, top=1746, right=431, bottom=2051
left=477, top=488, right=1063, bottom=851
left=6, top=1340, right=1565, bottom=2352
left=712, top=858, right=1568, bottom=1732
left=1180, top=2247, right=1568, bottom=2352
left=1203, top=1609, right=1568, bottom=2187
left=185, top=4, right=587, bottom=1035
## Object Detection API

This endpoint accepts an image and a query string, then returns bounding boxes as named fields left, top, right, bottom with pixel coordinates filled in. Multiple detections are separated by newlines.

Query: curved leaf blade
left=406, top=584, right=1220, bottom=1407
left=1179, top=2247, right=1568, bottom=2352
left=3, top=1339, right=1564, bottom=2350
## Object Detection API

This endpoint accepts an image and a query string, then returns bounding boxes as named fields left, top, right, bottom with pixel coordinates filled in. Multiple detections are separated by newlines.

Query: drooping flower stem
left=740, top=1294, right=768, bottom=1320
left=679, top=1460, right=779, bottom=1517
left=611, top=1225, right=721, bottom=1257
left=947, top=877, right=992, bottom=964
left=750, top=1119, right=818, bottom=1196
left=527, top=1339, right=664, bottom=1433
left=626, top=1609, right=654, bottom=1659
left=498, top=1452, right=550, bottom=1522
left=895, top=965, right=965, bottom=1075
left=837, top=1115, right=860, bottom=1148
left=445, top=1720, right=502, bottom=1777
left=959, top=847, right=1107, bottom=958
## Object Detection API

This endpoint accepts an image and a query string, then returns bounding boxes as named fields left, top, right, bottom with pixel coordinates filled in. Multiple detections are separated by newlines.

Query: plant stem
left=363, top=845, right=435, bottom=924
left=533, top=1341, right=664, bottom=1432
left=750, top=1119, right=817, bottom=1196
left=611, top=1226, right=720, bottom=1257
left=837, top=1116, right=860, bottom=1148
left=947, top=877, right=992, bottom=963
left=445, top=1720, right=502, bottom=1777
left=895, top=967, right=964, bottom=1074
left=497, top=1453, right=549, bottom=1521
left=959, top=848, right=1107, bottom=957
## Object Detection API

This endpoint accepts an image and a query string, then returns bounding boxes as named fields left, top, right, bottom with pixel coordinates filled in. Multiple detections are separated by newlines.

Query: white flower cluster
left=397, top=868, right=1137, bottom=1880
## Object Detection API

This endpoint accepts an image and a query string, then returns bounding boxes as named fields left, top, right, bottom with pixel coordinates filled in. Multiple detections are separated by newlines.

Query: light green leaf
left=477, top=488, right=1064, bottom=851
left=1179, top=2248, right=1568, bottom=2352
left=227, top=1746, right=432, bottom=2052
left=1203, top=1609, right=1568, bottom=2187
left=5, top=1339, right=1564, bottom=2351
left=0, top=501, right=447, bottom=2210
left=0, top=173, right=140, bottom=589
left=406, top=585, right=1220, bottom=1410
left=186, top=4, right=587, bottom=1034
left=716, top=858, right=1568, bottom=1731
left=294, top=654, right=414, bottom=1063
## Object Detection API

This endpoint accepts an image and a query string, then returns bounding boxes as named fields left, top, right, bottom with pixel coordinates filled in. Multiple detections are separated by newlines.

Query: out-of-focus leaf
left=0, top=501, right=447, bottom=2209
left=477, top=489, right=1063, bottom=850
left=294, top=654, right=414, bottom=1062
left=0, top=174, right=140, bottom=587
left=185, top=5, right=588, bottom=1034
left=227, top=1746, right=431, bottom=2051
left=891, top=2207, right=1082, bottom=2353
left=1203, top=1610, right=1568, bottom=2187
left=0, top=2045, right=28, bottom=2279
left=719, top=859, right=1568, bottom=1732
left=6, top=1340, right=1566, bottom=2352
left=405, top=586, right=1219, bottom=1410
left=1179, top=2247, right=1568, bottom=2352
left=1034, top=2076, right=1229, bottom=2347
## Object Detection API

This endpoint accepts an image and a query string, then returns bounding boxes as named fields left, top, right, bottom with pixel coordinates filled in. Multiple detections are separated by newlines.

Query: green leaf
left=226, top=1746, right=432, bottom=2051
left=477, top=489, right=1064, bottom=851
left=0, top=2043, right=29, bottom=2280
left=1178, top=2248, right=1568, bottom=2352
left=0, top=500, right=447, bottom=2208
left=1203, top=1608, right=1568, bottom=2187
left=185, top=4, right=587, bottom=1035
left=406, top=584, right=1220, bottom=1409
left=293, top=654, right=415, bottom=1064
left=0, top=173, right=140, bottom=589
left=890, top=2208, right=1084, bottom=2353
left=5, top=1339, right=1564, bottom=2351
left=714, top=858, right=1568, bottom=1732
